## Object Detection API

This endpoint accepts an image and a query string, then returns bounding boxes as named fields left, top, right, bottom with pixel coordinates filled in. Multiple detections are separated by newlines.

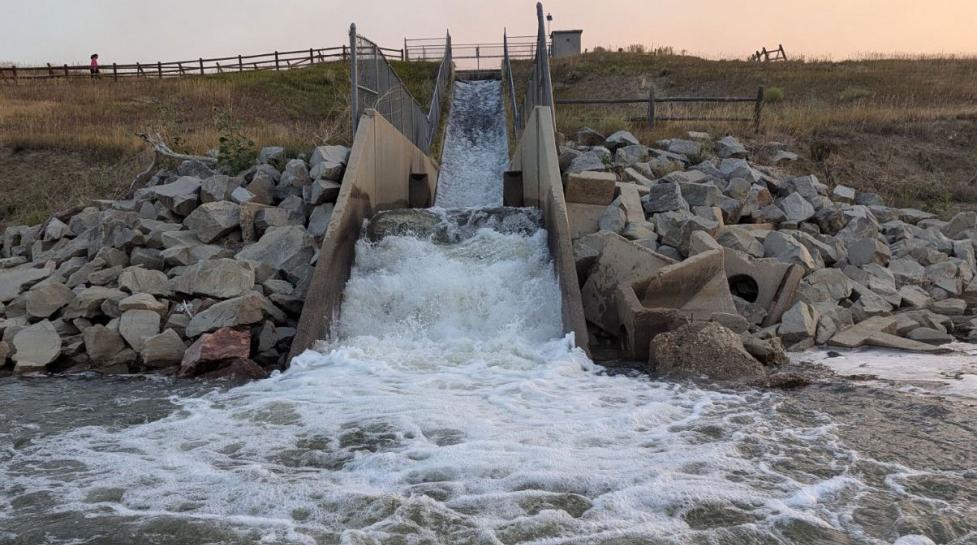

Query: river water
left=2, top=78, right=975, bottom=544
left=2, top=224, right=975, bottom=544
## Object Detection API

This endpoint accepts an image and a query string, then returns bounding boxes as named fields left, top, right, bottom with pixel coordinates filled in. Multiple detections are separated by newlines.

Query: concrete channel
left=291, top=74, right=588, bottom=358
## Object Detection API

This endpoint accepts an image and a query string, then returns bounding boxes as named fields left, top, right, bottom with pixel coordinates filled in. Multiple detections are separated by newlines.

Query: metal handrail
left=519, top=2, right=556, bottom=133
left=424, top=31, right=453, bottom=152
left=502, top=30, right=522, bottom=131
left=349, top=24, right=452, bottom=152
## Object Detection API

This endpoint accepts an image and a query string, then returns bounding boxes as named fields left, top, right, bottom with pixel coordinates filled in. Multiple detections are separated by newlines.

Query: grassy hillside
left=517, top=52, right=977, bottom=214
left=0, top=60, right=438, bottom=227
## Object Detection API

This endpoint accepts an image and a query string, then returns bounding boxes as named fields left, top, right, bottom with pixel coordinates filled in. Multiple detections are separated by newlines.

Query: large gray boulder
left=83, top=324, right=126, bottom=364
left=642, top=182, right=689, bottom=214
left=149, top=177, right=201, bottom=216
left=185, top=292, right=270, bottom=338
left=780, top=193, right=815, bottom=222
left=0, top=262, right=55, bottom=303
left=654, top=211, right=719, bottom=256
left=307, top=204, right=334, bottom=238
left=846, top=238, right=891, bottom=267
left=12, top=320, right=61, bottom=368
left=716, top=227, right=764, bottom=258
left=679, top=182, right=722, bottom=207
left=25, top=282, right=74, bottom=318
left=119, top=309, right=161, bottom=352
left=281, top=159, right=312, bottom=188
left=171, top=259, right=255, bottom=299
left=141, top=329, right=187, bottom=368
left=941, top=211, right=977, bottom=240
left=574, top=128, right=605, bottom=147
left=779, top=301, right=820, bottom=344
left=567, top=151, right=607, bottom=173
left=200, top=175, right=243, bottom=203
left=258, top=146, right=285, bottom=166
left=118, top=267, right=172, bottom=297
left=62, top=286, right=127, bottom=319
left=604, top=130, right=640, bottom=150
left=649, top=322, right=765, bottom=381
left=183, top=201, right=240, bottom=244
left=310, top=145, right=350, bottom=169
left=235, top=226, right=315, bottom=281
left=715, top=136, right=747, bottom=159
left=764, top=231, right=817, bottom=271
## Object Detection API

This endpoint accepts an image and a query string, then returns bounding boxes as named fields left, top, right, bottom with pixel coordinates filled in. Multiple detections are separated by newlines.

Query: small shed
left=550, top=30, right=583, bottom=58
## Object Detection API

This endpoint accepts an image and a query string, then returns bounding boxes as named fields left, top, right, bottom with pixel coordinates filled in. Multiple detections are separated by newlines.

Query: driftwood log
left=127, top=132, right=219, bottom=194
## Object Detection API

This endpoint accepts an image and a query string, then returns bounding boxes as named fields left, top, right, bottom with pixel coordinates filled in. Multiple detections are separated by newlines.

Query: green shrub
left=214, top=108, right=256, bottom=175
left=764, top=87, right=785, bottom=103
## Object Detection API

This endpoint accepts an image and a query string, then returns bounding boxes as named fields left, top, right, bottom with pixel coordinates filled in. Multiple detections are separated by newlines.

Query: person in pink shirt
left=90, top=54, right=100, bottom=79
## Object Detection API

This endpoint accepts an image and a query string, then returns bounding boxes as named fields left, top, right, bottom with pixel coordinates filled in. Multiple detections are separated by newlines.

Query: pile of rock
left=0, top=144, right=350, bottom=378
left=565, top=128, right=977, bottom=380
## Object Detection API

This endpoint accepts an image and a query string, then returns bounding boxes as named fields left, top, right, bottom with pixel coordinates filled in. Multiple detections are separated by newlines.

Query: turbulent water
left=434, top=80, right=508, bottom=209
left=2, top=225, right=975, bottom=544
left=1, top=78, right=975, bottom=544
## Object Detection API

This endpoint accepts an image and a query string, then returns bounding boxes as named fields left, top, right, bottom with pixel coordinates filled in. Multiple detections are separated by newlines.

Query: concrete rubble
left=565, top=127, right=977, bottom=380
left=0, top=144, right=349, bottom=379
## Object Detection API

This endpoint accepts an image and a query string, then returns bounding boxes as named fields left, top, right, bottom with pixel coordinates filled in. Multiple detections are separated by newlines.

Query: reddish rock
left=179, top=327, right=251, bottom=377
left=198, top=358, right=269, bottom=381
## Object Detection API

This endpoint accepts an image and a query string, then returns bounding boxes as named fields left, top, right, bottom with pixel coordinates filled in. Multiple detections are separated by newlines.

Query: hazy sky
left=2, top=0, right=976, bottom=65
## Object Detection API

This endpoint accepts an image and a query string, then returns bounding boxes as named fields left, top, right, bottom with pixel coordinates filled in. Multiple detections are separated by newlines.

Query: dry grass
left=0, top=60, right=439, bottom=227
left=515, top=52, right=977, bottom=213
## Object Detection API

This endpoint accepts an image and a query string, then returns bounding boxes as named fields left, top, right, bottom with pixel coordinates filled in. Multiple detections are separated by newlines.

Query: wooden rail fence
left=555, top=85, right=766, bottom=133
left=1, top=44, right=405, bottom=82
left=749, top=44, right=787, bottom=63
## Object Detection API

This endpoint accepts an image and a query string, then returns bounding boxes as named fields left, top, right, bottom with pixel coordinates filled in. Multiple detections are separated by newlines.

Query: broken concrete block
left=565, top=171, right=617, bottom=205
left=581, top=234, right=676, bottom=334
left=566, top=203, right=606, bottom=240
left=724, top=251, right=804, bottom=327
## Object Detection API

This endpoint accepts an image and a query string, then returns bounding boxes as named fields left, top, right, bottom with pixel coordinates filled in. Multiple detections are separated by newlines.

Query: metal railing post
left=349, top=24, right=359, bottom=137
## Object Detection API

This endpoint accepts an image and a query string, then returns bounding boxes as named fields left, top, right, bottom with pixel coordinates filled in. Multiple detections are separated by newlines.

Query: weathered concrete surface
left=290, top=110, right=440, bottom=360
left=723, top=251, right=804, bottom=327
left=829, top=316, right=952, bottom=353
left=509, top=107, right=590, bottom=353
left=581, top=234, right=675, bottom=335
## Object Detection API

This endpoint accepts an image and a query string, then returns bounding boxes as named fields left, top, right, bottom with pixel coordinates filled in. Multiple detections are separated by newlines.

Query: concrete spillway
left=435, top=79, right=509, bottom=208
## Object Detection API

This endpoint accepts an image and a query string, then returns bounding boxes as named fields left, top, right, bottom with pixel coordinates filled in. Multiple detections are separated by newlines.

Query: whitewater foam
left=1, top=227, right=966, bottom=544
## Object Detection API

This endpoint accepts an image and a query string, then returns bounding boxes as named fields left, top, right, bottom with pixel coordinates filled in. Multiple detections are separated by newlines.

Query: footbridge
left=290, top=2, right=589, bottom=358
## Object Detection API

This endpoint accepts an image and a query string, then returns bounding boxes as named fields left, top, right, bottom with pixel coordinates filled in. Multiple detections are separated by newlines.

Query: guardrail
left=555, top=86, right=766, bottom=133
left=405, top=35, right=539, bottom=70
left=350, top=25, right=451, bottom=152
left=0, top=45, right=403, bottom=82
left=501, top=31, right=522, bottom=130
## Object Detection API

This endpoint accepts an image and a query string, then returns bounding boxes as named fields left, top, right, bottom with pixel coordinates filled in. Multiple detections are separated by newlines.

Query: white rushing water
left=434, top=80, right=509, bottom=209
left=4, top=223, right=952, bottom=544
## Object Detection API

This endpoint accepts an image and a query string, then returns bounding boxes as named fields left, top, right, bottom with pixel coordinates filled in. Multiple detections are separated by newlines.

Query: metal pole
left=349, top=24, right=359, bottom=136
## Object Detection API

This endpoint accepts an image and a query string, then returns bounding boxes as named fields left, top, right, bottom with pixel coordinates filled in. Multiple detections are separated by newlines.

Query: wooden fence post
left=136, top=62, right=142, bottom=76
left=11, top=65, right=16, bottom=81
left=238, top=55, right=243, bottom=72
left=47, top=63, right=53, bottom=77
left=779, top=44, right=787, bottom=61
left=199, top=58, right=204, bottom=75
left=275, top=51, right=280, bottom=70
left=648, top=85, right=657, bottom=127
left=157, top=61, right=163, bottom=78
left=112, top=63, right=118, bottom=81
left=342, top=44, right=347, bottom=61
left=753, top=86, right=765, bottom=133
left=309, top=48, right=314, bottom=64
left=63, top=64, right=69, bottom=77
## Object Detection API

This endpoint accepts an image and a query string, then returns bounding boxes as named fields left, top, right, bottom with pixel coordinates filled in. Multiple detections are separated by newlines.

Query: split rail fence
left=1, top=45, right=404, bottom=82
left=749, top=44, right=787, bottom=63
left=555, top=86, right=766, bottom=133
